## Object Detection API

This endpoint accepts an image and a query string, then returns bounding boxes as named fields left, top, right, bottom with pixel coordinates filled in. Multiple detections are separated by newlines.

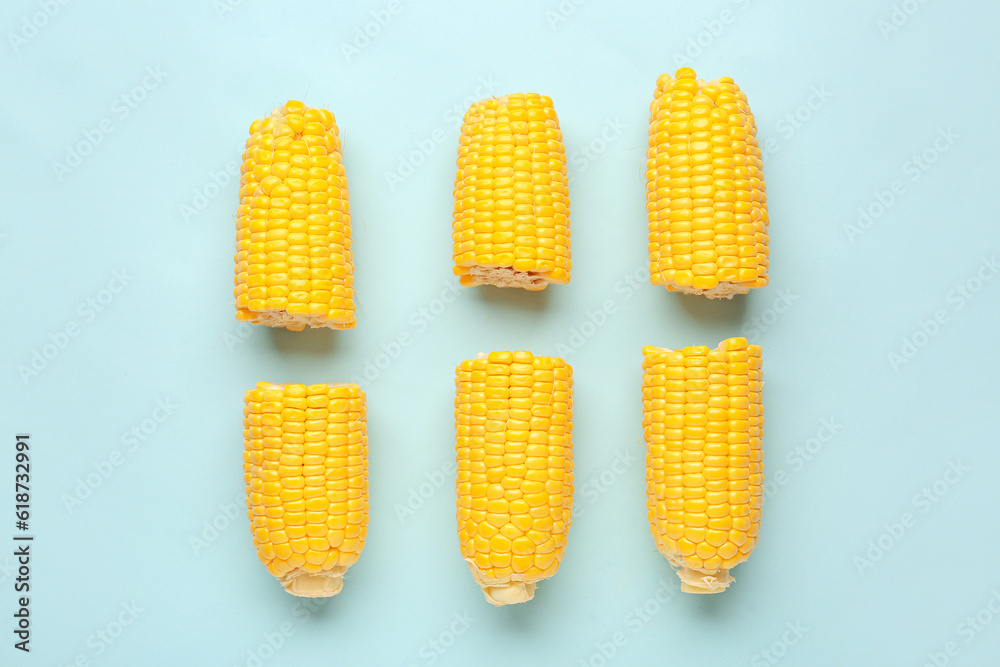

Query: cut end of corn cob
left=455, top=351, right=573, bottom=606
left=646, top=68, right=769, bottom=299
left=466, top=265, right=551, bottom=290
left=642, top=338, right=762, bottom=593
left=244, top=381, right=368, bottom=598
left=452, top=94, right=571, bottom=291
left=235, top=100, right=356, bottom=331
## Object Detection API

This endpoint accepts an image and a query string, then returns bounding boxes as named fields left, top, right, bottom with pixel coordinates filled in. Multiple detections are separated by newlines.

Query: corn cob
left=646, top=68, right=768, bottom=298
left=455, top=351, right=573, bottom=605
left=244, top=381, right=368, bottom=597
left=452, top=94, right=570, bottom=290
left=235, top=100, right=356, bottom=330
left=642, top=338, right=762, bottom=593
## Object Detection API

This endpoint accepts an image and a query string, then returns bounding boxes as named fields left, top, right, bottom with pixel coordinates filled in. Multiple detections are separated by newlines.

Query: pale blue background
left=2, top=0, right=999, bottom=665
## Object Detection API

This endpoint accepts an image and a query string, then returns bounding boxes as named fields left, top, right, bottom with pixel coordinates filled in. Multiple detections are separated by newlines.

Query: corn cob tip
left=467, top=562, right=537, bottom=606
left=279, top=567, right=347, bottom=598
left=674, top=564, right=733, bottom=594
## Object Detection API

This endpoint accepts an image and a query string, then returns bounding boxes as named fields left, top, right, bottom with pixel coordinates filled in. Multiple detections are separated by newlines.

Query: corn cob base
left=646, top=69, right=769, bottom=300
left=465, top=561, right=538, bottom=606
left=279, top=565, right=348, bottom=598
left=642, top=338, right=762, bottom=594
left=235, top=101, right=356, bottom=331
left=671, top=561, right=734, bottom=594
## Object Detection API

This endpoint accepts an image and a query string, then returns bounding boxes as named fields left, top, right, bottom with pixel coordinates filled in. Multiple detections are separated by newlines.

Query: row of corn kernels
left=244, top=338, right=762, bottom=604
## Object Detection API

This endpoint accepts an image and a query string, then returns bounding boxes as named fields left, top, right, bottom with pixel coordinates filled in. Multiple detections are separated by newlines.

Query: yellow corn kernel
left=235, top=101, right=356, bottom=331
left=452, top=94, right=571, bottom=290
left=642, top=337, right=762, bottom=593
left=646, top=69, right=769, bottom=299
left=244, top=381, right=367, bottom=597
left=455, top=351, right=573, bottom=605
